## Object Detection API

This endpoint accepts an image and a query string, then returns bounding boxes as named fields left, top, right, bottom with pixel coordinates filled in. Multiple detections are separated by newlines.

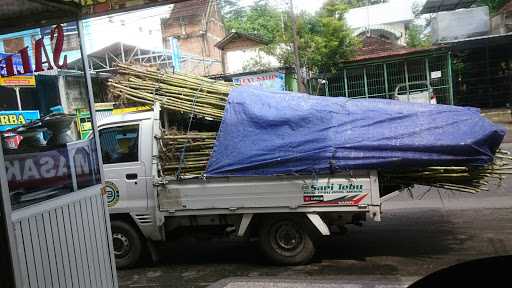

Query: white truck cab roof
left=98, top=111, right=153, bottom=128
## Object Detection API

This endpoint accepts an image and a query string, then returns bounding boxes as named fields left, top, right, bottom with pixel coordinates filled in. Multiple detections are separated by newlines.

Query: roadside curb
left=208, top=276, right=418, bottom=288
left=383, top=195, right=512, bottom=211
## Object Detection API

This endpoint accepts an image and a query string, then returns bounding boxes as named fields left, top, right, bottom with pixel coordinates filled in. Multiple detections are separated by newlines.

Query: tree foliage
left=406, top=24, right=431, bottom=48
left=220, top=0, right=359, bottom=73
left=306, top=0, right=360, bottom=72
left=478, top=0, right=509, bottom=14
left=343, top=0, right=387, bottom=8
left=221, top=0, right=283, bottom=44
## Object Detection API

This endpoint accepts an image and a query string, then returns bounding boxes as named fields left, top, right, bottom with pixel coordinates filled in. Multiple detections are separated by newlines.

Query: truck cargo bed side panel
left=160, top=180, right=303, bottom=210
left=158, top=172, right=376, bottom=211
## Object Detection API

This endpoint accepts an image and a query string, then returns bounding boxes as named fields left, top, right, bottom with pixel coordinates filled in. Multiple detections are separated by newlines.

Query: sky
left=83, top=0, right=329, bottom=52
left=83, top=5, right=171, bottom=52
left=83, top=0, right=423, bottom=53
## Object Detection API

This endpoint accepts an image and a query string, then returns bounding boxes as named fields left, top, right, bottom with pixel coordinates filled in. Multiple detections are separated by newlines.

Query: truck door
left=99, top=124, right=148, bottom=210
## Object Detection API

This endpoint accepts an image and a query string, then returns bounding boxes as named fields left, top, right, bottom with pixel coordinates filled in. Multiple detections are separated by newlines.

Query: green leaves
left=406, top=24, right=431, bottom=48
left=221, top=0, right=359, bottom=73
left=306, top=1, right=359, bottom=73
left=478, top=0, right=509, bottom=14
left=222, top=0, right=282, bottom=44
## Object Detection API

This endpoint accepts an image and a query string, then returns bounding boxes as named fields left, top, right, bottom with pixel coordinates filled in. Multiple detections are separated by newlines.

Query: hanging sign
left=0, top=111, right=40, bottom=132
left=0, top=53, right=35, bottom=87
left=76, top=109, right=93, bottom=139
left=233, top=71, right=286, bottom=91
left=431, top=71, right=442, bottom=79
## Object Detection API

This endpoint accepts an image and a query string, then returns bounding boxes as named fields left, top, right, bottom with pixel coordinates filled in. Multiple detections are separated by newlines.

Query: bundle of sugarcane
left=108, top=64, right=234, bottom=121
left=158, top=130, right=217, bottom=177
left=380, top=149, right=512, bottom=193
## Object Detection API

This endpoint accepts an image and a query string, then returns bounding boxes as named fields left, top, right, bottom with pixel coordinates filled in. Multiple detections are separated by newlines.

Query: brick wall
left=160, top=0, right=225, bottom=76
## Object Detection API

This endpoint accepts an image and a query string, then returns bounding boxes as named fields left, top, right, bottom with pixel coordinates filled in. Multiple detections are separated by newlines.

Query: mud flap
left=237, top=213, right=254, bottom=237
left=306, top=213, right=330, bottom=236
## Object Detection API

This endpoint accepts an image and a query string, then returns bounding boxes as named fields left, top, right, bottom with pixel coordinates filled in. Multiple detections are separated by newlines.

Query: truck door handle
left=126, top=173, right=138, bottom=180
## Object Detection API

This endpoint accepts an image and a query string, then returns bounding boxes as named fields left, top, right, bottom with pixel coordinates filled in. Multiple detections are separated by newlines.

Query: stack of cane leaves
left=380, top=149, right=512, bottom=193
left=108, top=63, right=233, bottom=121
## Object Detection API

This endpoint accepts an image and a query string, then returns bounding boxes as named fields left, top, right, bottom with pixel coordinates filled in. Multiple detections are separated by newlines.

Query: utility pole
left=289, top=0, right=305, bottom=92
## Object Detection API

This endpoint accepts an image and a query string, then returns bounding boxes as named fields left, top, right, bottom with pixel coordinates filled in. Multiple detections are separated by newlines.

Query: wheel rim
left=112, top=232, right=130, bottom=258
left=270, top=222, right=304, bottom=257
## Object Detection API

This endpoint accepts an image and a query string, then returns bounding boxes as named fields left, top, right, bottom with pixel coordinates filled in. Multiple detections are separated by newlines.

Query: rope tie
left=176, top=80, right=204, bottom=180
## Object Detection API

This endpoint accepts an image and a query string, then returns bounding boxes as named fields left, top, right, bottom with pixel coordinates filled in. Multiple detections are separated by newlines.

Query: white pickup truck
left=98, top=105, right=384, bottom=268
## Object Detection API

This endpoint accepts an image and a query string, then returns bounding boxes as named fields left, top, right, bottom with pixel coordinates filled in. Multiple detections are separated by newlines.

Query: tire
left=111, top=220, right=143, bottom=269
left=258, top=216, right=316, bottom=265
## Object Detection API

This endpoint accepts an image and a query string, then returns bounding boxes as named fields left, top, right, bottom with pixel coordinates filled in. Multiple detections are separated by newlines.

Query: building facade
left=161, top=0, right=225, bottom=75
left=215, top=32, right=279, bottom=74
left=345, top=0, right=415, bottom=45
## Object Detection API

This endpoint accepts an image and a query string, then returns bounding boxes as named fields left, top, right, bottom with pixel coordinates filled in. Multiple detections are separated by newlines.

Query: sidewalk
left=482, top=109, right=512, bottom=143
left=209, top=276, right=418, bottom=288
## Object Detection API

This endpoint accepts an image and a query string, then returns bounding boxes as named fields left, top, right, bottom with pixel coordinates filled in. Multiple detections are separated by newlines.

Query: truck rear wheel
left=259, top=217, right=315, bottom=265
left=111, top=220, right=143, bottom=269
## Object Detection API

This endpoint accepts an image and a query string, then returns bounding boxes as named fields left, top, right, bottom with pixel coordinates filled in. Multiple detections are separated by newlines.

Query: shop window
left=99, top=125, right=139, bottom=164
left=0, top=22, right=101, bottom=210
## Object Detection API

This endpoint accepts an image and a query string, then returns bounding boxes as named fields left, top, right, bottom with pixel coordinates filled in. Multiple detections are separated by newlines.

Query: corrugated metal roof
left=440, top=32, right=512, bottom=49
left=349, top=47, right=438, bottom=62
left=67, top=42, right=155, bottom=70
left=344, top=36, right=445, bottom=63
left=419, top=0, right=478, bottom=14
left=96, top=110, right=114, bottom=123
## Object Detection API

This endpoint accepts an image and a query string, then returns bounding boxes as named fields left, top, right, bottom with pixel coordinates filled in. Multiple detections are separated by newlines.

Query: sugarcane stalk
left=111, top=83, right=224, bottom=119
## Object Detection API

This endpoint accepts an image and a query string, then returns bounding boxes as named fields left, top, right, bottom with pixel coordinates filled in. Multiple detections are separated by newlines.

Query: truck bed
left=157, top=170, right=380, bottom=213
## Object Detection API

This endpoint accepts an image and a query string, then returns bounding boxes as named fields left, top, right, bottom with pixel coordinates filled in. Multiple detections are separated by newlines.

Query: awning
left=420, top=0, right=478, bottom=14
left=443, top=32, right=512, bottom=50
left=0, top=0, right=186, bottom=34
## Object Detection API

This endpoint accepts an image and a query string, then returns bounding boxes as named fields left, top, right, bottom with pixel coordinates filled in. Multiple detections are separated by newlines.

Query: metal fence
left=325, top=52, right=454, bottom=105
left=452, top=43, right=512, bottom=108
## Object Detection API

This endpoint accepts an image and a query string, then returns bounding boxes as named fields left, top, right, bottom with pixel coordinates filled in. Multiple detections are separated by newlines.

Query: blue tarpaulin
left=205, top=87, right=506, bottom=176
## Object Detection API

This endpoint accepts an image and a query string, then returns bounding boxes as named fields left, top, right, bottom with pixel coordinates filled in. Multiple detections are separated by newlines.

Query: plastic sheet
left=206, top=87, right=505, bottom=176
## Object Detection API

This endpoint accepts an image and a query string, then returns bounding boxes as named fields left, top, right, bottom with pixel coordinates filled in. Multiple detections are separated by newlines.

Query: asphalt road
left=118, top=197, right=512, bottom=287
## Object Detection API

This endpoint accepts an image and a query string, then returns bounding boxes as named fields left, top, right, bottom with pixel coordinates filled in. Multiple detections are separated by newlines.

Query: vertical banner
left=170, top=37, right=182, bottom=72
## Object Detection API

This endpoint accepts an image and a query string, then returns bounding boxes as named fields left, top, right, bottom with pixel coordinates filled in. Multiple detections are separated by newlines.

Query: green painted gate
left=327, top=51, right=454, bottom=105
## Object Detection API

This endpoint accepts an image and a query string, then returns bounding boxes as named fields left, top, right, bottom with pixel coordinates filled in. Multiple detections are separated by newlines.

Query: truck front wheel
left=259, top=217, right=316, bottom=265
left=111, top=220, right=143, bottom=269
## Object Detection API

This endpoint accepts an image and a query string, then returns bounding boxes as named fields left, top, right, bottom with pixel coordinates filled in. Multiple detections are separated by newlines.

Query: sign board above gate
left=233, top=71, right=286, bottom=91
